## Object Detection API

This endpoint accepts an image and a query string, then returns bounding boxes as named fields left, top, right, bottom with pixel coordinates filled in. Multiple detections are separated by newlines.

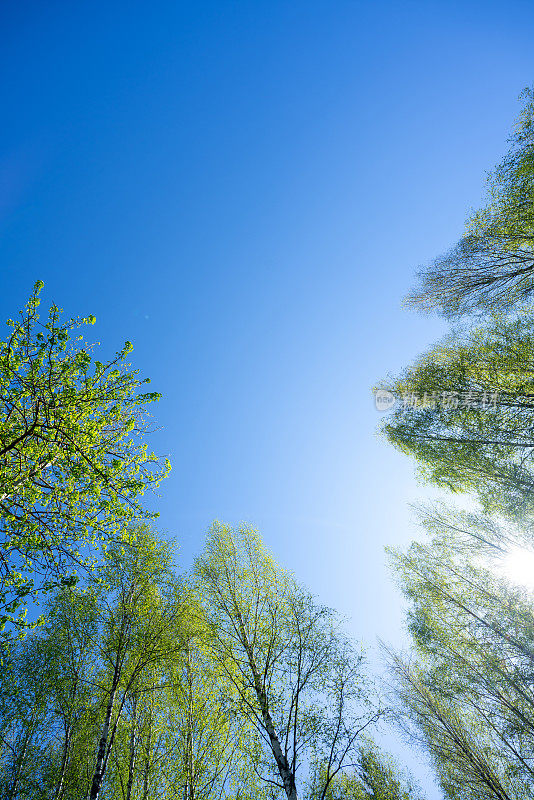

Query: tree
left=86, top=530, right=187, bottom=800
left=0, top=529, right=189, bottom=800
left=42, top=588, right=98, bottom=800
left=0, top=521, right=425, bottom=800
left=406, top=89, right=534, bottom=317
left=0, top=638, right=53, bottom=800
left=385, top=650, right=525, bottom=800
left=155, top=616, right=264, bottom=800
left=0, top=282, right=170, bottom=644
left=309, top=743, right=425, bottom=800
left=380, top=312, right=534, bottom=516
left=195, top=523, right=381, bottom=800
left=385, top=503, right=534, bottom=800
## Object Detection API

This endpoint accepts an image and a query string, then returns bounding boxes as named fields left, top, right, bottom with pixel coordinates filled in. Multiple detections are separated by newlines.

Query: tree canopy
left=381, top=312, right=534, bottom=515
left=0, top=282, right=169, bottom=643
left=407, top=88, right=534, bottom=317
left=378, top=88, right=534, bottom=800
left=13, top=86, right=534, bottom=800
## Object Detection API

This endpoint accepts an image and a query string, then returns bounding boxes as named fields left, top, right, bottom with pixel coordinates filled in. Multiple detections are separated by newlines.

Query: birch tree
left=380, top=312, right=534, bottom=516
left=385, top=504, right=534, bottom=799
left=147, top=619, right=264, bottom=800
left=0, top=639, right=52, bottom=800
left=309, top=743, right=425, bottom=800
left=86, top=530, right=187, bottom=800
left=407, top=88, right=534, bottom=317
left=195, top=523, right=381, bottom=800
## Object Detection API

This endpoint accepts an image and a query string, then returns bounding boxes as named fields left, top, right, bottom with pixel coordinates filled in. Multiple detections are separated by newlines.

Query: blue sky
left=2, top=1, right=534, bottom=794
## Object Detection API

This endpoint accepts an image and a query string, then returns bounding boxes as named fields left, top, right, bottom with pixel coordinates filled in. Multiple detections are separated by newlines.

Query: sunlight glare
left=500, top=546, right=534, bottom=592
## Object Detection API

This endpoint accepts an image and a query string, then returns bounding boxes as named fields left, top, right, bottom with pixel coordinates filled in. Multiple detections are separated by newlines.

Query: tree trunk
left=8, top=718, right=36, bottom=800
left=54, top=725, right=71, bottom=800
left=141, top=711, right=153, bottom=800
left=240, top=630, right=298, bottom=800
left=185, top=646, right=195, bottom=800
left=125, top=695, right=138, bottom=800
left=8, top=735, right=29, bottom=800
left=88, top=676, right=119, bottom=800
left=255, top=684, right=298, bottom=800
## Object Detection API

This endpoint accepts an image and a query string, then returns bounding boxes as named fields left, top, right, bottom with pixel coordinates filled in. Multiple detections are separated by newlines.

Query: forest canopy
left=4, top=88, right=534, bottom=800
left=377, top=89, right=534, bottom=800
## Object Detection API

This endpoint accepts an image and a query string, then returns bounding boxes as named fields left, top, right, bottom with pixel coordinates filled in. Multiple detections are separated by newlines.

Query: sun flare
left=500, top=547, right=534, bottom=592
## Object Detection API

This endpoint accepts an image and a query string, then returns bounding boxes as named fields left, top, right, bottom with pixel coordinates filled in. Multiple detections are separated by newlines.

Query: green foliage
left=310, top=743, right=425, bottom=800
left=381, top=312, right=534, bottom=515
left=407, top=88, right=534, bottom=317
left=196, top=523, right=382, bottom=800
left=0, top=527, right=191, bottom=800
left=0, top=279, right=434, bottom=800
left=156, top=617, right=264, bottom=800
left=0, top=282, right=170, bottom=644
left=386, top=505, right=534, bottom=800
left=379, top=86, right=534, bottom=800
left=0, top=521, right=414, bottom=800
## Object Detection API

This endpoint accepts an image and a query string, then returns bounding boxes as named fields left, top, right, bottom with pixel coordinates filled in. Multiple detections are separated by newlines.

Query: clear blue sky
left=2, top=1, right=534, bottom=794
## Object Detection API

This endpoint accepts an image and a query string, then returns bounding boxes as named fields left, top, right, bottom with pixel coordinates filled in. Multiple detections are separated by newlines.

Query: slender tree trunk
left=54, top=725, right=71, bottom=800
left=185, top=646, right=195, bottom=800
left=239, top=626, right=299, bottom=800
left=255, top=682, right=298, bottom=800
left=88, top=672, right=120, bottom=800
left=141, top=709, right=153, bottom=800
left=125, top=695, right=138, bottom=800
left=8, top=721, right=34, bottom=800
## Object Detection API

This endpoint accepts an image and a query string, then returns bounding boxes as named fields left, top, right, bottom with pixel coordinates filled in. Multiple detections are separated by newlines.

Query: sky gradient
left=2, top=1, right=534, bottom=794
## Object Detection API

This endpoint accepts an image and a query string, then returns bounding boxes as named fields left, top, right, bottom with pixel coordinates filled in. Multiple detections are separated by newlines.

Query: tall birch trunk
left=125, top=694, right=138, bottom=800
left=237, top=616, right=299, bottom=800
left=8, top=724, right=33, bottom=800
left=88, top=669, right=120, bottom=800
left=54, top=725, right=71, bottom=800
left=141, top=707, right=153, bottom=800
